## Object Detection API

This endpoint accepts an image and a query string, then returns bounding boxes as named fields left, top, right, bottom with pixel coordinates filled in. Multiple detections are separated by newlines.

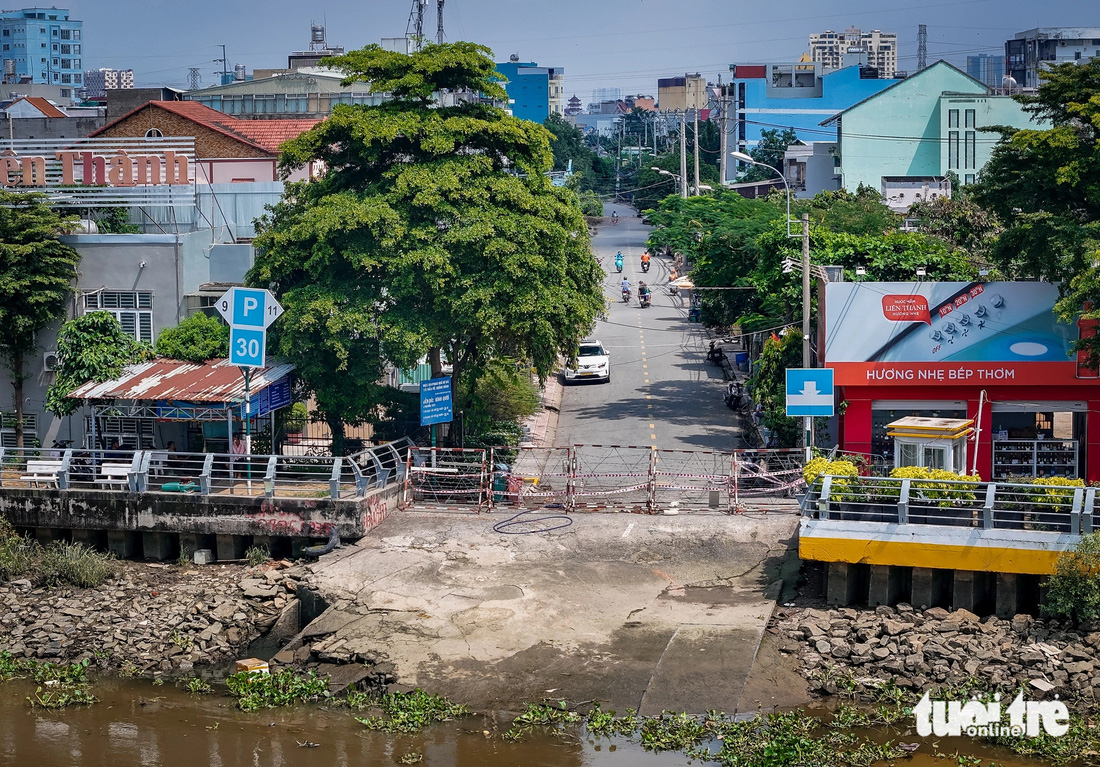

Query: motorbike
left=724, top=381, right=744, bottom=410
left=706, top=340, right=730, bottom=366
left=621, top=287, right=632, bottom=303
left=615, top=258, right=623, bottom=273
left=641, top=259, right=650, bottom=273
left=639, top=290, right=651, bottom=308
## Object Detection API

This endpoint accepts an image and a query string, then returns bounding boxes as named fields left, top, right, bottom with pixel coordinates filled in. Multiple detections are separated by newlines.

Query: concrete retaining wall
left=1, top=482, right=401, bottom=540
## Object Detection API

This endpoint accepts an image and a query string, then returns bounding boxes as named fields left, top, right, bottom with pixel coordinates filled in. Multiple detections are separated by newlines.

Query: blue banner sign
left=420, top=377, right=453, bottom=426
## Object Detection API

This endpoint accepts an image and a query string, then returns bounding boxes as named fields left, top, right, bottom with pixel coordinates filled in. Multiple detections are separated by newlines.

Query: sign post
left=786, top=368, right=835, bottom=461
left=218, top=287, right=283, bottom=486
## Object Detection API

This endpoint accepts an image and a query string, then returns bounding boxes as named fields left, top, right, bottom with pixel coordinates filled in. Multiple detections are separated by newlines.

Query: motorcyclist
left=638, top=281, right=651, bottom=307
left=641, top=251, right=651, bottom=271
left=621, top=277, right=632, bottom=301
left=614, top=251, right=624, bottom=273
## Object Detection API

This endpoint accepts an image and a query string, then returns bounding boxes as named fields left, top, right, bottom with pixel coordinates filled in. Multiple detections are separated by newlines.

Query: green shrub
left=355, top=689, right=468, bottom=733
left=245, top=545, right=270, bottom=567
left=34, top=541, right=115, bottom=588
left=1044, top=532, right=1100, bottom=624
left=0, top=533, right=33, bottom=581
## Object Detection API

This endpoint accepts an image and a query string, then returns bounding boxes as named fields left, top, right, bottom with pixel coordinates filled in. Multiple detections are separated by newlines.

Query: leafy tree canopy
left=154, top=312, right=229, bottom=363
left=737, top=128, right=800, bottom=183
left=46, top=312, right=152, bottom=417
left=970, top=58, right=1100, bottom=363
left=0, top=191, right=81, bottom=446
left=251, top=42, right=603, bottom=441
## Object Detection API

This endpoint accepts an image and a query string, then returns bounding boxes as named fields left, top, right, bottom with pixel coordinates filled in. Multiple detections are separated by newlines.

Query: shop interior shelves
left=992, top=439, right=1079, bottom=480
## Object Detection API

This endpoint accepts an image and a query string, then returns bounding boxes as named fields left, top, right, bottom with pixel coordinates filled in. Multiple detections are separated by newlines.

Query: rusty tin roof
left=67, top=358, right=295, bottom=403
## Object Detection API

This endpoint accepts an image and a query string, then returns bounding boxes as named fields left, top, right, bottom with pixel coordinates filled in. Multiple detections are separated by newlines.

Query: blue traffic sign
left=420, top=377, right=453, bottom=426
left=230, top=327, right=266, bottom=368
left=786, top=368, right=835, bottom=417
left=231, top=288, right=269, bottom=327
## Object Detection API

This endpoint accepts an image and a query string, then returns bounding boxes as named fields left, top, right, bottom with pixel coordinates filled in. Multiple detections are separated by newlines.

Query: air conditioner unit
left=43, top=350, right=59, bottom=372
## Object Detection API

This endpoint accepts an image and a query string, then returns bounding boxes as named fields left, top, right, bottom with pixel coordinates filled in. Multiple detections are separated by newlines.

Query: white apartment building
left=809, top=26, right=898, bottom=76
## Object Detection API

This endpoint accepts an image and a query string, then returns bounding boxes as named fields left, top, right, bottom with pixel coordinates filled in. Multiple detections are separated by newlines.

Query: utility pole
left=802, top=212, right=812, bottom=457
left=679, top=110, right=688, bottom=198
left=692, top=107, right=700, bottom=195
left=214, top=44, right=228, bottom=86
left=718, top=78, right=727, bottom=186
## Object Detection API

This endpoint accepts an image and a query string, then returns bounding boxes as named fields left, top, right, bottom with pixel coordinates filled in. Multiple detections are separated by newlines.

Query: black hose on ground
left=301, top=525, right=340, bottom=558
left=492, top=508, right=574, bottom=535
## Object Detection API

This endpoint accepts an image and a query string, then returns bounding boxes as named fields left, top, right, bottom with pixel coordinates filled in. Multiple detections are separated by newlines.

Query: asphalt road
left=557, top=204, right=743, bottom=452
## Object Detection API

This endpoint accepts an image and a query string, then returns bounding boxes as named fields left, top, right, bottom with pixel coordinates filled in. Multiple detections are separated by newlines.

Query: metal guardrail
left=0, top=441, right=416, bottom=500
left=806, top=474, right=1095, bottom=535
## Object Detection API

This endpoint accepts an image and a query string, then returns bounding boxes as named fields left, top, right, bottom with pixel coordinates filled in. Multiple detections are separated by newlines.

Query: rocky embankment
left=0, top=561, right=303, bottom=675
left=774, top=604, right=1100, bottom=698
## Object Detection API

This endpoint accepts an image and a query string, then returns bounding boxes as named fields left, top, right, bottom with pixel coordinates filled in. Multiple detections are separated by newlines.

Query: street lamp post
left=652, top=168, right=711, bottom=196
left=730, top=151, right=814, bottom=456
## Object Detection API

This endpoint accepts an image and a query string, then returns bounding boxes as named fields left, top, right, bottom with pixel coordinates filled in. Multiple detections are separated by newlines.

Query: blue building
left=495, top=59, right=564, bottom=123
left=727, top=62, right=899, bottom=152
left=966, top=54, right=1005, bottom=89
left=0, top=7, right=83, bottom=87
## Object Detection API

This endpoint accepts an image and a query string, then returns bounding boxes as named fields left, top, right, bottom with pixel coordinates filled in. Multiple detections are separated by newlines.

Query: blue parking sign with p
left=232, top=288, right=267, bottom=327
left=230, top=327, right=266, bottom=368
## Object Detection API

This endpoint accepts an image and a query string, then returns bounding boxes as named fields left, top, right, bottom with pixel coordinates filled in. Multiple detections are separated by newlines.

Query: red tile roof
left=8, top=96, right=67, bottom=118
left=229, top=119, right=321, bottom=152
left=89, top=100, right=321, bottom=155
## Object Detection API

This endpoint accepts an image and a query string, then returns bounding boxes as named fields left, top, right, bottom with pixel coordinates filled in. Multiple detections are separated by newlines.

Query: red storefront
left=823, top=281, right=1100, bottom=482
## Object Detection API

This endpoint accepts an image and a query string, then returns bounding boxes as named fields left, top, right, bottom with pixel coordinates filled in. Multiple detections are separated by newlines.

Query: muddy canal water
left=0, top=678, right=1039, bottom=767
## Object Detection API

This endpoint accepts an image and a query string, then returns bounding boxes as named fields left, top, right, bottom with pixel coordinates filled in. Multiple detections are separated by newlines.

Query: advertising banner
left=823, top=282, right=1092, bottom=387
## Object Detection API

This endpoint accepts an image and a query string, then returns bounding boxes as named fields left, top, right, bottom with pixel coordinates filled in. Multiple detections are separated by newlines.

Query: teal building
left=823, top=61, right=1047, bottom=198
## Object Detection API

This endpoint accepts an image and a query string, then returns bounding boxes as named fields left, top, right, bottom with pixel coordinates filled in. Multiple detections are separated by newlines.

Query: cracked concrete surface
left=303, top=509, right=798, bottom=713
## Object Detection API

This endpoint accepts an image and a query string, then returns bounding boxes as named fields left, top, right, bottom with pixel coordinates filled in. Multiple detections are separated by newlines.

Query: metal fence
left=806, top=474, right=1096, bottom=535
left=0, top=442, right=415, bottom=500
left=399, top=445, right=806, bottom=513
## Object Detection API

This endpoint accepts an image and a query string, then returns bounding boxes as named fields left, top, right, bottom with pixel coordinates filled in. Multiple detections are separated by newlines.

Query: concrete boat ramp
left=300, top=508, right=799, bottom=714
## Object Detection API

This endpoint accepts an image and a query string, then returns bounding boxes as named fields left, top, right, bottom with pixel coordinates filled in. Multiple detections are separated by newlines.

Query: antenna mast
left=437, top=0, right=445, bottom=45
left=917, top=24, right=927, bottom=71
left=406, top=0, right=426, bottom=51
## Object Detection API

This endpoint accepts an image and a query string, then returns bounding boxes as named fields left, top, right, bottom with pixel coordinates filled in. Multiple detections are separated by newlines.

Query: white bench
left=20, top=459, right=63, bottom=487
left=94, top=463, right=132, bottom=490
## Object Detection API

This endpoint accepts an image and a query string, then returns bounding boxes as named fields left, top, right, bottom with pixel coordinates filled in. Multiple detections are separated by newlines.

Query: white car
left=564, top=340, right=610, bottom=384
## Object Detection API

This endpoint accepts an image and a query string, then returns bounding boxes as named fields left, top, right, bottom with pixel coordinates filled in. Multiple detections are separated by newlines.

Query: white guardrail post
left=982, top=484, right=996, bottom=529
left=1085, top=488, right=1096, bottom=535
left=1071, top=487, right=1084, bottom=536
left=817, top=476, right=833, bottom=519
left=200, top=454, right=214, bottom=494
left=58, top=448, right=72, bottom=490
left=264, top=456, right=278, bottom=497
left=329, top=457, right=343, bottom=500
left=897, top=478, right=910, bottom=525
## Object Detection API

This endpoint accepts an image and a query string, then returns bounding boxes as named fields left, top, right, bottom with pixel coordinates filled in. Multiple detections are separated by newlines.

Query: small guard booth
left=886, top=416, right=974, bottom=474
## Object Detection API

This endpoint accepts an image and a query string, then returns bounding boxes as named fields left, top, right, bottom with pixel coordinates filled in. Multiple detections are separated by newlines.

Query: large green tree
left=45, top=312, right=151, bottom=417
left=737, top=128, right=800, bottom=183
left=250, top=42, right=603, bottom=442
left=154, top=312, right=229, bottom=363
left=0, top=191, right=80, bottom=447
left=971, top=58, right=1100, bottom=363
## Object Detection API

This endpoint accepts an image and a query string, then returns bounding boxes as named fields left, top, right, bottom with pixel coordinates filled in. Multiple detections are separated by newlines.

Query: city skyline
left=65, top=0, right=1090, bottom=103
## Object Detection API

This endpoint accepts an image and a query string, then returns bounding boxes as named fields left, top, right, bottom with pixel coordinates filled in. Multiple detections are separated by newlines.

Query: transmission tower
left=436, top=0, right=445, bottom=45
left=187, top=67, right=201, bottom=90
left=406, top=0, right=426, bottom=50
left=917, top=24, right=927, bottom=71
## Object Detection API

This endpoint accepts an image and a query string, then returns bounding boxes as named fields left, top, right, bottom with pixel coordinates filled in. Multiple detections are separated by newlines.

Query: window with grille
left=85, top=416, right=154, bottom=450
left=0, top=412, right=37, bottom=448
left=84, top=291, right=154, bottom=343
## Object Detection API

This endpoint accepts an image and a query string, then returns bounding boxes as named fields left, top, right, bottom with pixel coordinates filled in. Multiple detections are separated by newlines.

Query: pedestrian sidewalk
left=519, top=372, right=564, bottom=448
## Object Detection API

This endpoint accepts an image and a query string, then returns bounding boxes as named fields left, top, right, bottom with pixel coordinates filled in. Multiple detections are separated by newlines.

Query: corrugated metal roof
left=67, top=358, right=295, bottom=403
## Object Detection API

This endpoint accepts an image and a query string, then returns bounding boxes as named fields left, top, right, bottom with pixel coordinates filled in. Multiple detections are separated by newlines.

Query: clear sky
left=69, top=0, right=1092, bottom=100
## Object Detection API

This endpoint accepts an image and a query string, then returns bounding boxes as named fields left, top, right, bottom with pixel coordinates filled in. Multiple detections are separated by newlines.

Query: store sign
left=0, top=148, right=189, bottom=187
left=0, top=137, right=195, bottom=208
left=823, top=282, right=1091, bottom=387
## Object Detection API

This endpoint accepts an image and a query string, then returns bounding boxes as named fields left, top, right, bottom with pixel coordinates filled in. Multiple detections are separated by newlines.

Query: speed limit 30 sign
left=216, top=287, right=283, bottom=368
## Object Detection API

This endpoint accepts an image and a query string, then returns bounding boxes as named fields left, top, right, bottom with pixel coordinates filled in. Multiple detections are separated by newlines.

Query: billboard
left=823, top=282, right=1094, bottom=386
